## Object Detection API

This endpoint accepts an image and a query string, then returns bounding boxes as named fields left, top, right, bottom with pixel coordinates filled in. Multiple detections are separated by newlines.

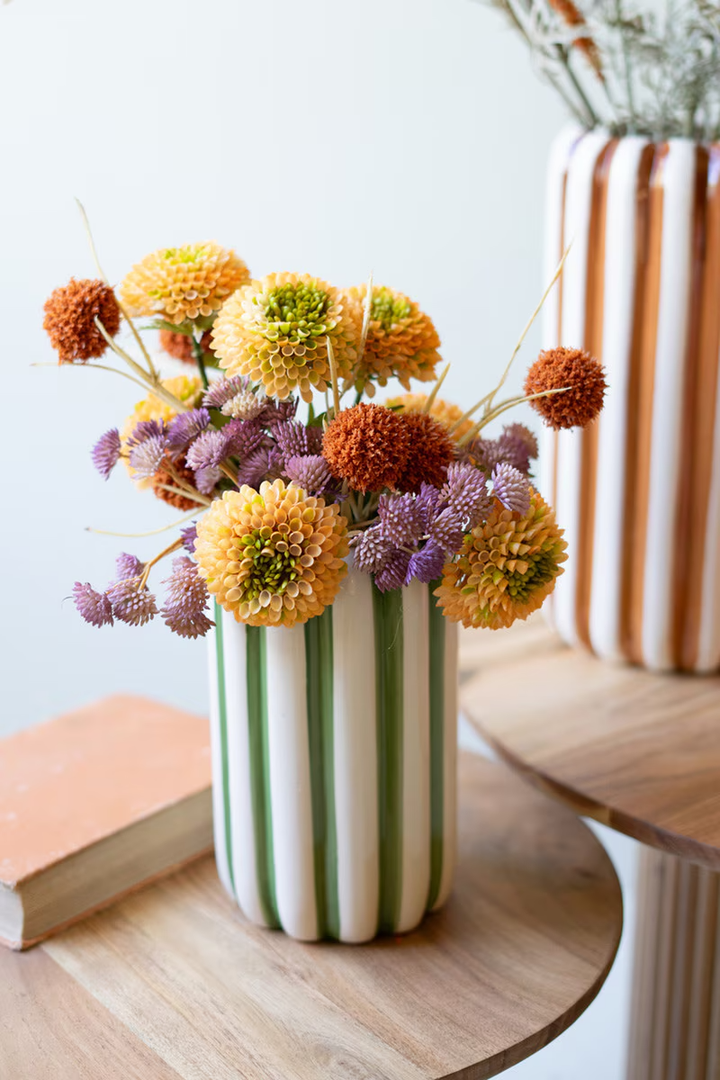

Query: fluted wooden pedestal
left=460, top=617, right=720, bottom=1080
left=629, top=851, right=720, bottom=1080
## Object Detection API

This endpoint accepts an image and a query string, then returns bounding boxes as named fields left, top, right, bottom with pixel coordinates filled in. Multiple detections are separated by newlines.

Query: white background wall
left=0, top=3, right=635, bottom=1077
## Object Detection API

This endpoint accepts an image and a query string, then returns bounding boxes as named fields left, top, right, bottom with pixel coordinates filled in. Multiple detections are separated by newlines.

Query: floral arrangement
left=485, top=0, right=720, bottom=139
left=43, top=217, right=605, bottom=639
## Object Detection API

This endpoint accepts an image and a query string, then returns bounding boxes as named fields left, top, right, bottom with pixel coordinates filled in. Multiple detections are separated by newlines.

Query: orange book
left=0, top=695, right=212, bottom=950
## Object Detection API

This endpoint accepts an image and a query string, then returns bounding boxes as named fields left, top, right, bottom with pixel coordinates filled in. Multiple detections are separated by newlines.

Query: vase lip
left=556, top=121, right=719, bottom=148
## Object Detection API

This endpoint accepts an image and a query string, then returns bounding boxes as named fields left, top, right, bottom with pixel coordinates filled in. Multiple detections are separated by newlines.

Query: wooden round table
left=460, top=618, right=720, bottom=1080
left=2, top=754, right=622, bottom=1080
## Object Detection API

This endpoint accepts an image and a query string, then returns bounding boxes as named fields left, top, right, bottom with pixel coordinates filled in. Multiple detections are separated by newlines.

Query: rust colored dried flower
left=158, top=329, right=215, bottom=364
left=386, top=392, right=475, bottom=440
left=211, top=272, right=361, bottom=402
left=524, top=347, right=606, bottom=429
left=344, top=283, right=441, bottom=389
left=396, top=412, right=455, bottom=493
left=119, top=242, right=250, bottom=325
left=151, top=453, right=200, bottom=511
left=435, top=490, right=567, bottom=630
left=195, top=480, right=349, bottom=627
left=43, top=278, right=120, bottom=364
left=322, top=403, right=411, bottom=493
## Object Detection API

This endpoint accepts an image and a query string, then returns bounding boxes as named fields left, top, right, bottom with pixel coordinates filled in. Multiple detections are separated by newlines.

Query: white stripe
left=332, top=570, right=379, bottom=943
left=431, top=620, right=458, bottom=912
left=220, top=611, right=268, bottom=927
left=697, top=315, right=720, bottom=670
left=642, top=142, right=698, bottom=671
left=397, top=581, right=431, bottom=934
left=540, top=125, right=582, bottom=512
left=265, top=624, right=317, bottom=940
left=207, top=619, right=234, bottom=900
left=553, top=131, right=612, bottom=648
left=589, top=137, right=650, bottom=661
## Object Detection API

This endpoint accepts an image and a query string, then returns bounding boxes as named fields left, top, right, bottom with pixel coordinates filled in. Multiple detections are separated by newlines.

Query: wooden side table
left=460, top=620, right=720, bottom=1080
left=0, top=754, right=622, bottom=1080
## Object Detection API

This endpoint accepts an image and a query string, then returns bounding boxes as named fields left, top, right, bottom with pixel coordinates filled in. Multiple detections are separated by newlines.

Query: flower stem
left=191, top=334, right=209, bottom=390
left=139, top=536, right=185, bottom=590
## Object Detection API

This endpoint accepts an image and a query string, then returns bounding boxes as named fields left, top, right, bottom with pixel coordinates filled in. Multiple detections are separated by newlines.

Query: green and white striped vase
left=207, top=567, right=458, bottom=943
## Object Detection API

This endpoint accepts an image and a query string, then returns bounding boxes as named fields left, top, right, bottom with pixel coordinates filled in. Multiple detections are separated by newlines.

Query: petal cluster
left=119, top=243, right=250, bottom=325
left=211, top=273, right=361, bottom=402
left=195, top=480, right=349, bottom=627
left=435, top=490, right=567, bottom=629
left=345, top=284, right=441, bottom=389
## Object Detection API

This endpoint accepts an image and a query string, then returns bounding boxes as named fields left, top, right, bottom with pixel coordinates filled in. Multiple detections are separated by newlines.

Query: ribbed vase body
left=543, top=127, right=720, bottom=672
left=207, top=569, right=458, bottom=942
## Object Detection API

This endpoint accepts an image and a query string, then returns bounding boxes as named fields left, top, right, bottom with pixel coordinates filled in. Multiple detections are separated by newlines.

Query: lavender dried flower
left=114, top=553, right=144, bottom=580
left=442, top=463, right=492, bottom=526
left=406, top=541, right=447, bottom=585
left=377, top=493, right=425, bottom=547
left=186, top=429, right=230, bottom=471
left=285, top=454, right=333, bottom=496
left=353, top=526, right=393, bottom=575
left=202, top=375, right=252, bottom=410
left=375, top=549, right=412, bottom=592
left=491, top=462, right=532, bottom=515
left=180, top=524, right=198, bottom=555
left=107, top=577, right=158, bottom=626
left=128, top=434, right=167, bottom=479
left=72, top=582, right=113, bottom=627
left=91, top=428, right=121, bottom=480
left=160, top=556, right=214, bottom=639
left=166, top=408, right=211, bottom=453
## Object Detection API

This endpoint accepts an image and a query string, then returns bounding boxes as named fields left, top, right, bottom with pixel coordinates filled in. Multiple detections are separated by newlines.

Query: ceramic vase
left=542, top=127, right=720, bottom=672
left=207, top=568, right=458, bottom=943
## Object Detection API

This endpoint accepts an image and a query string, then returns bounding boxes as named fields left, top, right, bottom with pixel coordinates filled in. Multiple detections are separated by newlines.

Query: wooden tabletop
left=0, top=754, right=622, bottom=1080
left=460, top=619, right=720, bottom=870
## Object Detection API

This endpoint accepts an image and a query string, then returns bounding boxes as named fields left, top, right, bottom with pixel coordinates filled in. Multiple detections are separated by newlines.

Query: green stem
left=191, top=334, right=209, bottom=390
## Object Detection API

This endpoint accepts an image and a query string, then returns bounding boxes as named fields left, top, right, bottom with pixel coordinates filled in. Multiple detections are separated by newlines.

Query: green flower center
left=371, top=288, right=412, bottom=331
left=238, top=529, right=299, bottom=599
left=162, top=246, right=208, bottom=265
left=504, top=549, right=557, bottom=602
left=262, top=283, right=331, bottom=342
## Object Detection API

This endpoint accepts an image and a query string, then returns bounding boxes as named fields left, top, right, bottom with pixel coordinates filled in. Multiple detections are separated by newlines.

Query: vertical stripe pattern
left=207, top=569, right=458, bottom=942
left=543, top=130, right=720, bottom=673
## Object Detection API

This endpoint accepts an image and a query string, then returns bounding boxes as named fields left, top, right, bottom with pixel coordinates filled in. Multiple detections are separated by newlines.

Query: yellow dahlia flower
left=385, top=393, right=475, bottom=440
left=345, top=284, right=441, bottom=390
left=211, top=273, right=361, bottom=402
left=195, top=480, right=349, bottom=627
left=435, top=490, right=567, bottom=630
left=121, top=374, right=203, bottom=486
left=119, top=243, right=250, bottom=325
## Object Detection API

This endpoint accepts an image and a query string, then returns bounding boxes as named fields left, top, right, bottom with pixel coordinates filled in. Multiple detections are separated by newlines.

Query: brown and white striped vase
left=541, top=126, right=720, bottom=673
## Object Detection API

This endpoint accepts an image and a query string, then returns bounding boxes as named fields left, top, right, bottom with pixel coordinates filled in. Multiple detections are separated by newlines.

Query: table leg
left=627, top=847, right=720, bottom=1080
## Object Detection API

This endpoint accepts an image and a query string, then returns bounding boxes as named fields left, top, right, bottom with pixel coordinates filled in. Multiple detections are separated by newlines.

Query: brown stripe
left=676, top=147, right=720, bottom=670
left=621, top=144, right=666, bottom=665
left=575, top=140, right=618, bottom=648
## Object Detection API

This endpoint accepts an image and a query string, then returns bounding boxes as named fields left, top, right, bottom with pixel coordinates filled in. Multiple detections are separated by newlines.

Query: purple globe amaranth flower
left=236, top=446, right=281, bottom=489
left=166, top=408, right=211, bottom=453
left=263, top=397, right=298, bottom=424
left=194, top=464, right=223, bottom=494
left=428, top=506, right=466, bottom=554
left=223, top=418, right=266, bottom=459
left=494, top=423, right=539, bottom=476
left=160, top=556, right=214, bottom=639
left=285, top=454, right=333, bottom=496
left=114, top=553, right=144, bottom=581
left=73, top=582, right=113, bottom=627
left=180, top=524, right=198, bottom=555
left=377, top=493, right=424, bottom=547
left=353, top=526, right=393, bottom=575
left=186, top=429, right=230, bottom=471
left=375, top=549, right=412, bottom=592
left=416, top=483, right=441, bottom=530
left=406, top=541, right=447, bottom=586
left=128, top=434, right=167, bottom=479
left=272, top=420, right=322, bottom=463
left=491, top=461, right=532, bottom=515
left=202, top=375, right=252, bottom=410
left=127, top=419, right=166, bottom=446
left=91, top=428, right=122, bottom=480
left=442, top=463, right=492, bottom=526
left=107, top=577, right=158, bottom=627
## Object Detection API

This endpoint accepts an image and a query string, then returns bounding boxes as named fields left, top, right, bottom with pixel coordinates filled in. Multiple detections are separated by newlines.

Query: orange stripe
left=677, top=147, right=720, bottom=670
left=621, top=144, right=665, bottom=665
left=575, top=140, right=617, bottom=648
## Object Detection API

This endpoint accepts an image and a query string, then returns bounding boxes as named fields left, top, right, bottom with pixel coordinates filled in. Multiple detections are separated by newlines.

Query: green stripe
left=373, top=583, right=404, bottom=933
left=427, top=582, right=446, bottom=910
left=246, top=624, right=280, bottom=928
left=214, top=602, right=235, bottom=894
left=305, top=608, right=339, bottom=940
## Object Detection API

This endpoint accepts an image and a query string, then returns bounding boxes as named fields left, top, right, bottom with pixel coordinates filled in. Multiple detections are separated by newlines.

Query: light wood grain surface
left=460, top=621, right=720, bottom=868
left=2, top=754, right=622, bottom=1080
